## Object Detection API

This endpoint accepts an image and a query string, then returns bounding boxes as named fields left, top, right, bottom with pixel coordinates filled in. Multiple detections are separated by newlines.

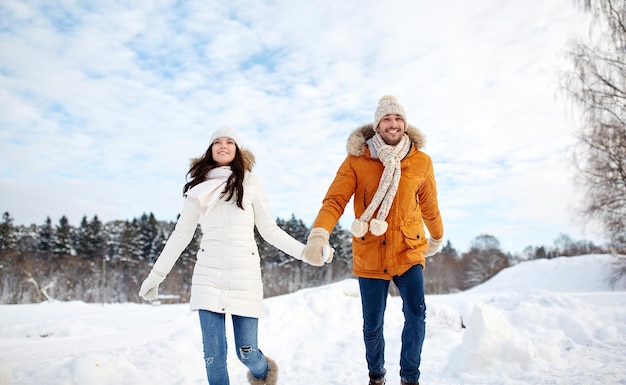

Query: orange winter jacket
left=313, top=124, right=444, bottom=280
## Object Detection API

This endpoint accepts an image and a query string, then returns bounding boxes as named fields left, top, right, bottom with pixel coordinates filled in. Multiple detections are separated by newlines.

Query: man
left=303, top=95, right=444, bottom=385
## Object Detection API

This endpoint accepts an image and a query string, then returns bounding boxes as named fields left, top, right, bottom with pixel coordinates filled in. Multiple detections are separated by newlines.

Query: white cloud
left=0, top=0, right=599, bottom=252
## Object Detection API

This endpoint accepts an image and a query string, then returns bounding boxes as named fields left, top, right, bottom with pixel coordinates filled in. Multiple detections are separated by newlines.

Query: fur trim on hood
left=346, top=124, right=426, bottom=157
left=240, top=148, right=255, bottom=171
left=189, top=147, right=256, bottom=171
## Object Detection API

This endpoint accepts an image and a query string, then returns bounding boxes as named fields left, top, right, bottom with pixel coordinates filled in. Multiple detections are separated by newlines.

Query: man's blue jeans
left=198, top=310, right=268, bottom=385
left=359, top=264, right=426, bottom=383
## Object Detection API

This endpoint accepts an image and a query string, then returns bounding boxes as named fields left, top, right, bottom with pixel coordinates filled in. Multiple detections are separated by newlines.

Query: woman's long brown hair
left=183, top=144, right=246, bottom=209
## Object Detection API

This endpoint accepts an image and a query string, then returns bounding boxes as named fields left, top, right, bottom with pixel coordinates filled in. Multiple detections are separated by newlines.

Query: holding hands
left=302, top=228, right=334, bottom=266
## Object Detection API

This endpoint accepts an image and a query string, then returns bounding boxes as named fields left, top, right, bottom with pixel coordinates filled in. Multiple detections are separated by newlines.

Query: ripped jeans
left=198, top=310, right=268, bottom=385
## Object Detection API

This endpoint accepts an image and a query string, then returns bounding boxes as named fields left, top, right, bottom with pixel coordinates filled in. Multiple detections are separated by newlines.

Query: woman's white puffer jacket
left=150, top=150, right=305, bottom=318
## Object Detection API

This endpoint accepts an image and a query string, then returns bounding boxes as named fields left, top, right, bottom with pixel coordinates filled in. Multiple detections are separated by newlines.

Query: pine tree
left=38, top=217, right=53, bottom=254
left=283, top=214, right=309, bottom=243
left=0, top=212, right=17, bottom=251
left=102, top=220, right=125, bottom=260
left=137, top=213, right=159, bottom=261
left=328, top=222, right=353, bottom=262
left=75, top=215, right=106, bottom=259
left=89, top=215, right=106, bottom=259
left=75, top=216, right=91, bottom=258
left=117, top=219, right=141, bottom=260
left=53, top=216, right=73, bottom=257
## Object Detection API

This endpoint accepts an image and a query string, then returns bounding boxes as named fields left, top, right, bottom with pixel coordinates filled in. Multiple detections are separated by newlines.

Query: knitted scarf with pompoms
left=351, top=133, right=410, bottom=237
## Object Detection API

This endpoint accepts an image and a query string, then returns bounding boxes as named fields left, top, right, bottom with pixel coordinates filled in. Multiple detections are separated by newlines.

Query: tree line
left=0, top=211, right=354, bottom=304
left=0, top=211, right=609, bottom=304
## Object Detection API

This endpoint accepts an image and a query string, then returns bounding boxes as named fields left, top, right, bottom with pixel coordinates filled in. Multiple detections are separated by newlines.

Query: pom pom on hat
left=210, top=126, right=241, bottom=147
left=374, top=95, right=407, bottom=130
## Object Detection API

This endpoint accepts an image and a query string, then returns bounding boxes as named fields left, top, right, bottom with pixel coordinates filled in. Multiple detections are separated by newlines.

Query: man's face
left=376, top=114, right=406, bottom=145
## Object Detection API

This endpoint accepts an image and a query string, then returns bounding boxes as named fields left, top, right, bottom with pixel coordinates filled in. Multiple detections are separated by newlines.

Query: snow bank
left=0, top=254, right=624, bottom=385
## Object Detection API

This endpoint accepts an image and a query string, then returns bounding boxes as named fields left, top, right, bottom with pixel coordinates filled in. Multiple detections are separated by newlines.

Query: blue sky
left=0, top=0, right=597, bottom=253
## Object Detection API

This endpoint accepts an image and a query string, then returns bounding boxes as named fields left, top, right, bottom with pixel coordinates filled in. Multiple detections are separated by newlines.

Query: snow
left=1, top=254, right=625, bottom=385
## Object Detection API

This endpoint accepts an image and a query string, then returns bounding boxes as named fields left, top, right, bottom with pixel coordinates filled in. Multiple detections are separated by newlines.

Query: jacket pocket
left=352, top=235, right=384, bottom=272
left=400, top=222, right=426, bottom=250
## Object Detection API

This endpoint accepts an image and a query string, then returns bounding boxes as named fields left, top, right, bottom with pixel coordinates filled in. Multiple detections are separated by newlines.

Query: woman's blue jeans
left=358, top=264, right=426, bottom=383
left=198, top=310, right=268, bottom=385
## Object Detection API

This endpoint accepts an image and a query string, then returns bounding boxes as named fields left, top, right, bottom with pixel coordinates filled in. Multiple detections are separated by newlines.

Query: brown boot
left=247, top=357, right=278, bottom=385
left=400, top=379, right=419, bottom=385
left=369, top=377, right=386, bottom=385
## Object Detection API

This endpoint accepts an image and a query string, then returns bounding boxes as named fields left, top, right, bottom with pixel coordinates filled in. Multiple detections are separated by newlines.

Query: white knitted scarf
left=185, top=167, right=232, bottom=216
left=351, top=133, right=411, bottom=237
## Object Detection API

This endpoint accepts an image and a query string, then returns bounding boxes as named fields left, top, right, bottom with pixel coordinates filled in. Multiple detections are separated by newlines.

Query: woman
left=139, top=127, right=328, bottom=385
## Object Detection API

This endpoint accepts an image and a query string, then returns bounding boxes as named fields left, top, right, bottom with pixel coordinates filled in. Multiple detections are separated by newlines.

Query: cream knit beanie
left=374, top=95, right=407, bottom=130
left=210, top=126, right=241, bottom=147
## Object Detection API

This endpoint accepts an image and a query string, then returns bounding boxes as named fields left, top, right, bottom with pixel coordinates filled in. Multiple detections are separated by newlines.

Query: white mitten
left=425, top=237, right=444, bottom=257
left=139, top=270, right=166, bottom=301
left=322, top=244, right=334, bottom=264
left=302, top=228, right=333, bottom=266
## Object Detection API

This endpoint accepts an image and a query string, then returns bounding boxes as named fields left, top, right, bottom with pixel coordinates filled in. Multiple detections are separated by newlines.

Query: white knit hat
left=210, top=126, right=241, bottom=147
left=374, top=95, right=407, bottom=130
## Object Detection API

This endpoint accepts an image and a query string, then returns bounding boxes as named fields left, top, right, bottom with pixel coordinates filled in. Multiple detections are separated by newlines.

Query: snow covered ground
left=1, top=254, right=625, bottom=385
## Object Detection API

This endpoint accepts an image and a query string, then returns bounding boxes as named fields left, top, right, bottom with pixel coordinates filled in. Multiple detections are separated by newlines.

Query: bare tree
left=461, top=235, right=510, bottom=290
left=561, top=0, right=626, bottom=253
left=424, top=241, right=464, bottom=294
